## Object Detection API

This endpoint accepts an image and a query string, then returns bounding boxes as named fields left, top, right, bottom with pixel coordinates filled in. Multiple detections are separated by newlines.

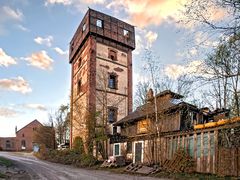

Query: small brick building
left=0, top=119, right=42, bottom=151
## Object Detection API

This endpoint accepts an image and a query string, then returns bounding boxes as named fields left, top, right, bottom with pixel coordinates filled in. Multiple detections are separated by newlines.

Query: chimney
left=146, top=88, right=154, bottom=102
left=15, top=126, right=17, bottom=134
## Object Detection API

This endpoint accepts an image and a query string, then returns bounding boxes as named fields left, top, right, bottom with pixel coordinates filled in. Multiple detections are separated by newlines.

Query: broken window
left=96, top=19, right=103, bottom=28
left=82, top=23, right=86, bottom=32
left=108, top=49, right=117, bottom=61
left=123, top=29, right=129, bottom=37
left=108, top=107, right=117, bottom=123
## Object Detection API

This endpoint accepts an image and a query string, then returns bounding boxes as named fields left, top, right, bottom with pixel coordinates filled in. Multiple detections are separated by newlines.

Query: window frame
left=108, top=73, right=117, bottom=89
left=123, top=29, right=129, bottom=38
left=108, top=106, right=118, bottom=123
left=96, top=19, right=103, bottom=28
left=82, top=23, right=86, bottom=32
left=113, top=143, right=121, bottom=156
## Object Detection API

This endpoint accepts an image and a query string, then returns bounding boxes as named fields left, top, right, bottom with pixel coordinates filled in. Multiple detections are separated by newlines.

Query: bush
left=73, top=136, right=84, bottom=154
left=34, top=148, right=97, bottom=167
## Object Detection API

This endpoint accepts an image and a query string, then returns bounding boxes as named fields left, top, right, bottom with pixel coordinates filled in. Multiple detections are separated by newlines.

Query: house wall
left=15, top=120, right=42, bottom=151
left=0, top=137, right=15, bottom=151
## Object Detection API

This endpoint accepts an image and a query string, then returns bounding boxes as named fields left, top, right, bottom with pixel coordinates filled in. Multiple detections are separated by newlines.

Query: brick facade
left=0, top=120, right=42, bottom=151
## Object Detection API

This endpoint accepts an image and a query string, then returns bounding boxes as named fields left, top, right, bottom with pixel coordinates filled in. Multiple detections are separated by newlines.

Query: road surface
left=0, top=152, right=165, bottom=180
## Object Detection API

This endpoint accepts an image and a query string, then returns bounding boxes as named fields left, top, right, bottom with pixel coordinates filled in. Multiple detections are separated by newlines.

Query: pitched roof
left=16, top=119, right=42, bottom=133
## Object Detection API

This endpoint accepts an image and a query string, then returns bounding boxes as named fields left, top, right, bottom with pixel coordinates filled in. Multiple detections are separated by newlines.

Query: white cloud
left=24, top=50, right=54, bottom=70
left=145, top=31, right=158, bottom=48
left=2, top=6, right=23, bottom=21
left=0, top=48, right=17, bottom=67
left=34, top=36, right=53, bottom=47
left=0, top=76, right=32, bottom=94
left=0, top=107, right=18, bottom=117
left=44, top=0, right=105, bottom=7
left=17, top=24, right=30, bottom=32
left=22, top=104, right=47, bottom=111
left=134, top=29, right=158, bottom=55
left=165, top=60, right=203, bottom=79
left=54, top=47, right=68, bottom=55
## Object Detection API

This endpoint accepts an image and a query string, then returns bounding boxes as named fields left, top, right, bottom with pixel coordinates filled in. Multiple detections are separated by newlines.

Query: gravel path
left=0, top=152, right=167, bottom=180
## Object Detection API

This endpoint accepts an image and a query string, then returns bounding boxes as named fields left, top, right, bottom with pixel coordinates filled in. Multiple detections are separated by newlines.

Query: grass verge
left=0, top=156, right=12, bottom=167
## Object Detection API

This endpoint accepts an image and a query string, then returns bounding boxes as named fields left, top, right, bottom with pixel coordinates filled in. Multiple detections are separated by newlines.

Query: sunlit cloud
left=0, top=48, right=17, bottom=67
left=0, top=76, right=32, bottom=94
left=34, top=36, right=53, bottom=47
left=44, top=0, right=105, bottom=7
left=0, top=107, right=19, bottom=117
left=134, top=29, right=158, bottom=54
left=165, top=60, right=203, bottom=79
left=54, top=47, right=68, bottom=56
left=22, top=104, right=47, bottom=111
left=24, top=50, right=54, bottom=70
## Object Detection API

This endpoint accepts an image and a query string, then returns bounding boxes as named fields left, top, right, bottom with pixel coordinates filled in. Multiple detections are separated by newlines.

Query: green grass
left=0, top=156, right=12, bottom=167
left=0, top=172, right=7, bottom=178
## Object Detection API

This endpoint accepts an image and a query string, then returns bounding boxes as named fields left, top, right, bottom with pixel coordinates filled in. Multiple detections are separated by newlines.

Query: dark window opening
left=114, top=143, right=120, bottom=156
left=127, top=142, right=132, bottom=153
left=78, top=57, right=82, bottom=68
left=96, top=19, right=103, bottom=28
left=22, top=133, right=24, bottom=137
left=6, top=140, right=11, bottom=149
left=77, top=79, right=82, bottom=95
left=108, top=107, right=117, bottom=123
left=108, top=49, right=117, bottom=61
left=113, top=126, right=117, bottom=134
left=108, top=74, right=117, bottom=89
left=33, top=127, right=37, bottom=131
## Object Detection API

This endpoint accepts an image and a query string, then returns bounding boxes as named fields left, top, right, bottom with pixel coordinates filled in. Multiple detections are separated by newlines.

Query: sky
left=0, top=0, right=226, bottom=137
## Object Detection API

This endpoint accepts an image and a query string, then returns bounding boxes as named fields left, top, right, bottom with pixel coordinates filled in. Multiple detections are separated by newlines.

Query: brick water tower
left=69, top=9, right=135, bottom=155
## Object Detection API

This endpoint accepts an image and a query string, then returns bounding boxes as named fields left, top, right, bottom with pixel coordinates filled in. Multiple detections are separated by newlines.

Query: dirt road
left=0, top=152, right=164, bottom=180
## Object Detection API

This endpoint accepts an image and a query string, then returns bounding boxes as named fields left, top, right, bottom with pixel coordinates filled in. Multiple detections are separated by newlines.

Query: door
left=135, top=142, right=143, bottom=163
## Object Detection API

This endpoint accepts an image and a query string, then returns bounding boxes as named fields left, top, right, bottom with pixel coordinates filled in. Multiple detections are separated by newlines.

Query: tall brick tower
left=69, top=9, right=135, bottom=154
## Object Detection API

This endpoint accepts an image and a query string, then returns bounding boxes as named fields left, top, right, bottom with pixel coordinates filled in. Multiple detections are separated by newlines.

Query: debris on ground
left=125, top=163, right=161, bottom=175
left=100, top=156, right=125, bottom=168
left=162, top=149, right=196, bottom=173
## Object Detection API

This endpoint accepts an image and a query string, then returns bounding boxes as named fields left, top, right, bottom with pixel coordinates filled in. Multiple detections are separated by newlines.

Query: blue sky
left=0, top=0, right=226, bottom=136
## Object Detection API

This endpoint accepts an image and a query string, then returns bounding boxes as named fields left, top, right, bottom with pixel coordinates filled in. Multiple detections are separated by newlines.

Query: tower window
left=22, top=133, right=24, bottom=137
left=82, top=23, right=86, bottom=32
left=96, top=19, right=103, bottom=28
left=77, top=79, right=82, bottom=95
left=123, top=29, right=129, bottom=37
left=78, top=57, right=82, bottom=68
left=108, top=107, right=117, bottom=123
left=108, top=74, right=117, bottom=89
left=108, top=49, right=117, bottom=61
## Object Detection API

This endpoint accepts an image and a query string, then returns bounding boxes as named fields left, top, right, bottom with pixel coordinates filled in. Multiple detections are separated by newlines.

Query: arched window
left=6, top=140, right=11, bottom=149
left=21, top=140, right=26, bottom=149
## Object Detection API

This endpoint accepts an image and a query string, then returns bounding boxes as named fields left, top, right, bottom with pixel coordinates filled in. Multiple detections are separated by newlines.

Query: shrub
left=73, top=136, right=84, bottom=154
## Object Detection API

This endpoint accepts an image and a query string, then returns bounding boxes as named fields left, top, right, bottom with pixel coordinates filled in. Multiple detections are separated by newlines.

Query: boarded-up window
left=137, top=119, right=150, bottom=134
left=210, top=133, right=215, bottom=156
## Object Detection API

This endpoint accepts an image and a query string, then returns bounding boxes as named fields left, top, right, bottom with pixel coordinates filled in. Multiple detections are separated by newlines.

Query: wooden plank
left=207, top=131, right=211, bottom=173
left=200, top=132, right=204, bottom=172
left=214, top=130, right=218, bottom=174
left=194, top=133, right=197, bottom=159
